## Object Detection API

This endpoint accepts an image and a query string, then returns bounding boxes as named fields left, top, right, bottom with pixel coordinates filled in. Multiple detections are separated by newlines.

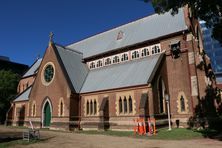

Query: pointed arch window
left=94, top=100, right=97, bottom=115
left=60, top=101, right=63, bottom=116
left=180, top=96, right=185, bottom=112
left=90, top=100, right=93, bottom=114
left=86, top=101, right=89, bottom=115
left=119, top=97, right=123, bottom=113
left=124, top=97, right=127, bottom=113
left=32, top=103, right=36, bottom=117
left=129, top=96, right=133, bottom=113
left=86, top=99, right=98, bottom=116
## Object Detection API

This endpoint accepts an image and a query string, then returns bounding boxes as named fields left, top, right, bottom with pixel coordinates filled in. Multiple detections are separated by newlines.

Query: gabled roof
left=23, top=58, right=42, bottom=78
left=54, top=44, right=89, bottom=93
left=80, top=53, right=164, bottom=93
left=13, top=86, right=32, bottom=102
left=67, top=8, right=187, bottom=59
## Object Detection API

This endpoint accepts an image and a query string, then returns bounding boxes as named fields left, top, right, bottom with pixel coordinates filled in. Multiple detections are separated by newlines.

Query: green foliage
left=187, top=86, right=222, bottom=132
left=145, top=0, right=222, bottom=43
left=0, top=70, right=20, bottom=124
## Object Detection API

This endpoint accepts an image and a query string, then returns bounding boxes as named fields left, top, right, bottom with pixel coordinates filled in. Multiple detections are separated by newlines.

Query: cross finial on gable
left=49, top=32, right=54, bottom=44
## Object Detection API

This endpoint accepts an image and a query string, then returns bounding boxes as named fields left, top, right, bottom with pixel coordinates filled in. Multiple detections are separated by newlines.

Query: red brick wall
left=17, top=76, right=35, bottom=93
left=28, top=44, right=73, bottom=127
left=161, top=35, right=194, bottom=119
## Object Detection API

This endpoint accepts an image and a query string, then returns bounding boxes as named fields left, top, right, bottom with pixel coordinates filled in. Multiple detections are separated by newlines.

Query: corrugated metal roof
left=80, top=53, right=164, bottom=93
left=23, top=58, right=42, bottom=77
left=13, top=86, right=32, bottom=102
left=55, top=45, right=89, bottom=93
left=67, top=9, right=187, bottom=59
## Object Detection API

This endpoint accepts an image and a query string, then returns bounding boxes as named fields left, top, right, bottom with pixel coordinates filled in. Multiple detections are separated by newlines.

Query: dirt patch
left=1, top=126, right=222, bottom=148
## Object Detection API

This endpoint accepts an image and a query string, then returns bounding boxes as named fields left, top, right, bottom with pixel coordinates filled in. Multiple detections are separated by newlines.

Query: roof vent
left=117, top=31, right=124, bottom=40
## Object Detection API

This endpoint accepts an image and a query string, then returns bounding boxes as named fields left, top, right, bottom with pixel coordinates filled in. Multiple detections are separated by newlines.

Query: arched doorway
left=42, top=99, right=52, bottom=127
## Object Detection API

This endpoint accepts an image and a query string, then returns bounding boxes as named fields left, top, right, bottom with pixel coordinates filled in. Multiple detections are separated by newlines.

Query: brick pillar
left=148, top=88, right=154, bottom=117
left=186, top=34, right=200, bottom=113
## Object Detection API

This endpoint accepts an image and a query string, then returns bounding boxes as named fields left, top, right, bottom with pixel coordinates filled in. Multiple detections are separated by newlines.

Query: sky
left=0, top=0, right=154, bottom=66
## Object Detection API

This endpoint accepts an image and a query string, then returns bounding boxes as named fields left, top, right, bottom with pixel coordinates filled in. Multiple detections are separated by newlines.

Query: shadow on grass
left=0, top=136, right=55, bottom=148
left=0, top=132, right=22, bottom=143
left=0, top=127, right=55, bottom=148
left=193, top=128, right=222, bottom=141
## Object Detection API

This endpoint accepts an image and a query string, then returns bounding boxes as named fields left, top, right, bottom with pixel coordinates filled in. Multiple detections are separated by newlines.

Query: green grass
left=76, top=128, right=204, bottom=140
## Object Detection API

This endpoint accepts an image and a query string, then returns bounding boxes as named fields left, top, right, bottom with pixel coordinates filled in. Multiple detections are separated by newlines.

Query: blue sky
left=0, top=0, right=154, bottom=66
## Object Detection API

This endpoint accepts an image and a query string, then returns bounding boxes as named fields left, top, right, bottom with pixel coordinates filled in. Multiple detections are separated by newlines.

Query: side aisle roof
left=23, top=58, right=42, bottom=78
left=80, top=53, right=164, bottom=93
left=13, top=86, right=32, bottom=102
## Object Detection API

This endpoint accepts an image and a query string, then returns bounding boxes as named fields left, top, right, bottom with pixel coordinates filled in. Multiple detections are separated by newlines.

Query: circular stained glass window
left=44, top=65, right=54, bottom=83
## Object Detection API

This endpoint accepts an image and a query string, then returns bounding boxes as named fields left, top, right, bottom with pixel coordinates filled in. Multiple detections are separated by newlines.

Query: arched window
left=113, top=56, right=120, bottom=64
left=33, top=104, right=36, bottom=117
left=119, top=97, right=122, bottom=113
left=94, top=100, right=97, bottom=115
left=96, top=60, right=103, bottom=68
left=180, top=96, right=185, bottom=112
left=90, top=100, right=93, bottom=114
left=105, top=58, right=111, bottom=65
left=86, top=101, right=89, bottom=115
left=132, top=50, right=139, bottom=59
left=141, top=48, right=149, bottom=57
left=129, top=96, right=133, bottom=113
left=60, top=101, right=63, bottom=116
left=121, top=53, right=128, bottom=62
left=90, top=62, right=95, bottom=69
left=124, top=97, right=127, bottom=113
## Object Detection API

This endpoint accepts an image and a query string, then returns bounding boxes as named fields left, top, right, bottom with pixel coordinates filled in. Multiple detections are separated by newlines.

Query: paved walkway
left=0, top=126, right=222, bottom=148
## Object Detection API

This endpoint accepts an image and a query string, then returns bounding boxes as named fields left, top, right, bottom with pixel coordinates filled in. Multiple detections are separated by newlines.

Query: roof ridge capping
left=66, top=7, right=186, bottom=48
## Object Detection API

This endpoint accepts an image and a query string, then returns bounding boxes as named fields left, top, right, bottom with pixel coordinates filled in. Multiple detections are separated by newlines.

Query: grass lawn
left=76, top=128, right=204, bottom=140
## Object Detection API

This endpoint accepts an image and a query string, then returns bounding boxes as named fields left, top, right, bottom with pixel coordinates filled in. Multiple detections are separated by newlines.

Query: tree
left=0, top=70, right=20, bottom=124
left=145, top=0, right=222, bottom=43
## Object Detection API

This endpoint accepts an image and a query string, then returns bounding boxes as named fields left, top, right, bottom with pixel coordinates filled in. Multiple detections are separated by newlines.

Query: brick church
left=6, top=7, right=212, bottom=130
